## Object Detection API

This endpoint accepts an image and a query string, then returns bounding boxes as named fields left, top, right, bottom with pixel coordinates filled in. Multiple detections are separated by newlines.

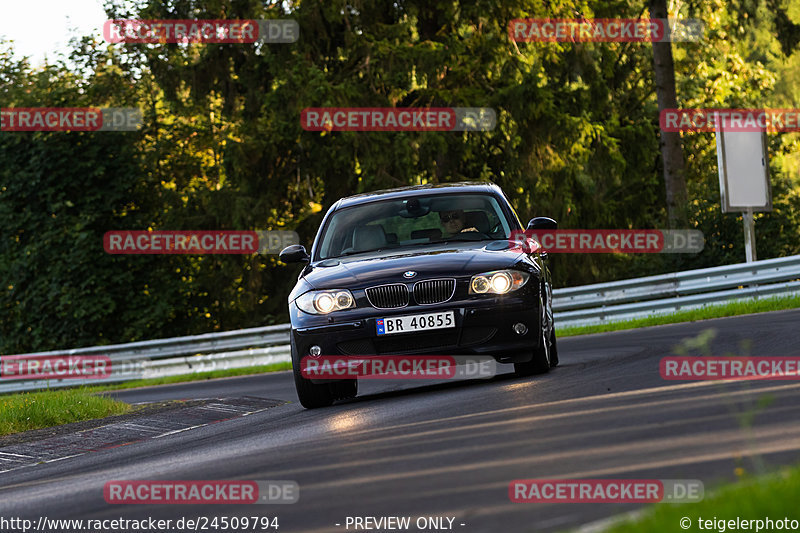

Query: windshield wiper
left=337, top=249, right=385, bottom=257
left=434, top=236, right=503, bottom=243
left=413, top=239, right=457, bottom=246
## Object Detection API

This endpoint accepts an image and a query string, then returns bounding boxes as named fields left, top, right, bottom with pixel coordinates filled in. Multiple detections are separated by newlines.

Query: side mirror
left=279, top=244, right=310, bottom=264
left=527, top=217, right=558, bottom=230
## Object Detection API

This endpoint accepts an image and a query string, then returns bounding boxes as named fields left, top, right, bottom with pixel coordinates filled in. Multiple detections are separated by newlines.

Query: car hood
left=303, top=242, right=527, bottom=289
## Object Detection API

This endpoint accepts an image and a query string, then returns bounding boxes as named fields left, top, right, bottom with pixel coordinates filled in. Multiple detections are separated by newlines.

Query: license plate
left=376, top=311, right=455, bottom=335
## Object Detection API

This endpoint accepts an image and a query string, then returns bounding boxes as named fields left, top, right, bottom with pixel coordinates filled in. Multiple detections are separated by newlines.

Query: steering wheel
left=449, top=229, right=491, bottom=241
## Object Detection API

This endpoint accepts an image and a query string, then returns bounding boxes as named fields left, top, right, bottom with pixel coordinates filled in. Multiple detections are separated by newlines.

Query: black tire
left=291, top=338, right=336, bottom=409
left=514, top=288, right=553, bottom=377
left=549, top=327, right=559, bottom=367
left=332, top=378, right=358, bottom=400
left=514, top=343, right=551, bottom=376
left=544, top=279, right=558, bottom=368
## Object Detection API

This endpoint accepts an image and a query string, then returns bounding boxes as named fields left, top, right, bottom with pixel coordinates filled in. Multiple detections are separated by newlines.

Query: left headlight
left=296, top=289, right=356, bottom=314
left=469, top=270, right=530, bottom=295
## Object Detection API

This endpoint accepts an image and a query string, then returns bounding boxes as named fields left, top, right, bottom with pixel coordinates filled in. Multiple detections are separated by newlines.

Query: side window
left=486, top=210, right=500, bottom=232
left=321, top=212, right=357, bottom=257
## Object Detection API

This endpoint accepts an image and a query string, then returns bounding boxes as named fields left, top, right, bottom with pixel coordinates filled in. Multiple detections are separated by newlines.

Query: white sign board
left=715, top=116, right=771, bottom=213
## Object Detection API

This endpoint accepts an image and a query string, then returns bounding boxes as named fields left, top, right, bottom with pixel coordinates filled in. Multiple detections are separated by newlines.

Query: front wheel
left=331, top=378, right=358, bottom=400
left=549, top=327, right=559, bottom=367
left=514, top=288, right=553, bottom=376
left=291, top=337, right=337, bottom=408
left=513, top=342, right=551, bottom=376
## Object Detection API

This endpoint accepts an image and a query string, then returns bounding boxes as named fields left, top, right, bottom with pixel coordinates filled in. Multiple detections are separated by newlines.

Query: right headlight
left=469, top=270, right=530, bottom=295
left=296, top=289, right=356, bottom=314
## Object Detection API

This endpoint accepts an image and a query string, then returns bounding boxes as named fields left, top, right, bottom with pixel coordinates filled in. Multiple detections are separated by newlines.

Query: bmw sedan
left=279, top=182, right=558, bottom=408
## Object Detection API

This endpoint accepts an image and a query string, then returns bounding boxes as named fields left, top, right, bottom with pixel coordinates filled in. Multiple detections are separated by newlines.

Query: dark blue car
left=279, top=182, right=559, bottom=408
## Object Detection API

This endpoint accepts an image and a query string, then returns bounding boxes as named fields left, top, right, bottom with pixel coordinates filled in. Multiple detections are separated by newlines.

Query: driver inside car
left=439, top=209, right=478, bottom=237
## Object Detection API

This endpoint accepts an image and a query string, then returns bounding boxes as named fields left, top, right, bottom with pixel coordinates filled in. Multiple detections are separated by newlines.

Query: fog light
left=513, top=323, right=528, bottom=335
left=309, top=345, right=322, bottom=357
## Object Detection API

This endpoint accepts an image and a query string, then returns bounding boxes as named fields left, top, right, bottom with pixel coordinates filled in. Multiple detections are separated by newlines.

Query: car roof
left=333, top=181, right=504, bottom=210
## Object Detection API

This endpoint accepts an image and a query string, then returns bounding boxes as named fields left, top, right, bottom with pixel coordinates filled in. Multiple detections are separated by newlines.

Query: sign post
left=742, top=207, right=756, bottom=262
left=714, top=113, right=771, bottom=263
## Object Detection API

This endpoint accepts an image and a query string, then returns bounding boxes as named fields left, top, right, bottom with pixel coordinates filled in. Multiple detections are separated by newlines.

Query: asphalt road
left=2, top=309, right=800, bottom=533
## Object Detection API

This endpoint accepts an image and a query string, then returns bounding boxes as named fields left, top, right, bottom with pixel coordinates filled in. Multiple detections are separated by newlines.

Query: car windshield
left=316, top=193, right=513, bottom=260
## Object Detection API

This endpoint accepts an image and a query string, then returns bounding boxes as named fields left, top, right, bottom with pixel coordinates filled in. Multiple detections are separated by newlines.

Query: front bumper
left=290, top=298, right=541, bottom=371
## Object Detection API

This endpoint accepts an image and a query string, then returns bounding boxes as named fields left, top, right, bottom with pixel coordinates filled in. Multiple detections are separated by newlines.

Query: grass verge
left=0, top=363, right=291, bottom=435
left=558, top=294, right=800, bottom=337
left=602, top=466, right=800, bottom=533
left=0, top=388, right=130, bottom=436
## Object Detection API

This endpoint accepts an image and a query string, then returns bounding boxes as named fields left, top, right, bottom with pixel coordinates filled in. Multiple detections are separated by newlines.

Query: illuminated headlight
left=469, top=270, right=529, bottom=295
left=296, top=290, right=356, bottom=314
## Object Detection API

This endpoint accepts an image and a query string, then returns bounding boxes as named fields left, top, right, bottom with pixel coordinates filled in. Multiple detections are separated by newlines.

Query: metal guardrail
left=2, top=323, right=291, bottom=362
left=0, top=346, right=292, bottom=394
left=554, top=255, right=800, bottom=311
left=0, top=327, right=292, bottom=394
left=2, top=255, right=799, bottom=393
left=553, top=255, right=800, bottom=327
